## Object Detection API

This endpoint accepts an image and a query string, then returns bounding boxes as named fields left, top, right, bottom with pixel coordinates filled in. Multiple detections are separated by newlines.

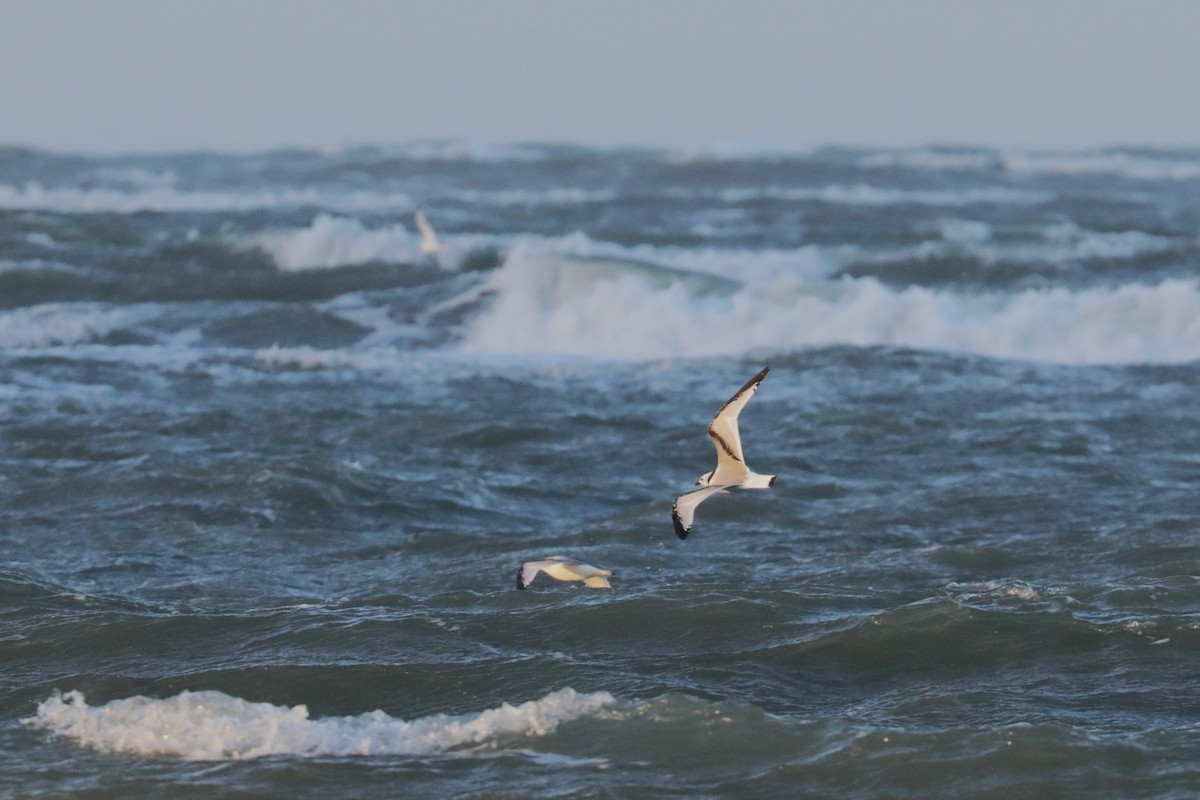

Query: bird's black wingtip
left=516, top=566, right=528, bottom=590
left=672, top=513, right=690, bottom=540
left=727, top=366, right=771, bottom=402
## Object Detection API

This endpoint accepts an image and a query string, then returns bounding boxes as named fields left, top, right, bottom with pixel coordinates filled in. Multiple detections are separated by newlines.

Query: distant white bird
left=414, top=210, right=442, bottom=256
left=672, top=367, right=776, bottom=540
left=517, top=556, right=614, bottom=589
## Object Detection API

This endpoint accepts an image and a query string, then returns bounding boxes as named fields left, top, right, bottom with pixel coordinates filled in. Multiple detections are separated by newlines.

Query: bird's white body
left=517, top=556, right=613, bottom=589
left=415, top=210, right=442, bottom=256
left=672, top=367, right=776, bottom=539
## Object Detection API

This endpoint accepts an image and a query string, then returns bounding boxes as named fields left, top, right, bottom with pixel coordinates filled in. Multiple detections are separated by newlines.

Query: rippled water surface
left=3, top=144, right=1200, bottom=798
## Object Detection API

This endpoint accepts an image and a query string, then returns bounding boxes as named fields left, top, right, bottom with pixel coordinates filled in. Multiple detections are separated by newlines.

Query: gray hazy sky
left=3, top=0, right=1199, bottom=154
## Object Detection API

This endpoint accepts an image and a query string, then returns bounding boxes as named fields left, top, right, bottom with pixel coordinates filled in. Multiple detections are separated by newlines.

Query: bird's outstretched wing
left=672, top=484, right=733, bottom=540
left=415, top=210, right=441, bottom=255
left=517, top=560, right=546, bottom=590
left=707, top=367, right=769, bottom=484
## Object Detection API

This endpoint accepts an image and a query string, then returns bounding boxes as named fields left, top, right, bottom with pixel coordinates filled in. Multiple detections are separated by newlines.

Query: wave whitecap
left=716, top=184, right=1051, bottom=207
left=25, top=688, right=614, bottom=761
left=246, top=214, right=492, bottom=271
left=250, top=214, right=427, bottom=271
left=0, top=303, right=136, bottom=349
left=861, top=148, right=1200, bottom=182
left=0, top=182, right=414, bottom=215
left=458, top=240, right=1200, bottom=364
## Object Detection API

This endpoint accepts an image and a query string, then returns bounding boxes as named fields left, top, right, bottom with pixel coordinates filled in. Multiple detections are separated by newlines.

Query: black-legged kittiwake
left=415, top=210, right=442, bottom=256
left=672, top=366, right=776, bottom=539
left=517, top=556, right=614, bottom=589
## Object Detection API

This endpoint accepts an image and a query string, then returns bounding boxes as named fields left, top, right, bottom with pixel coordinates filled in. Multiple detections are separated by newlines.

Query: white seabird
left=672, top=366, right=776, bottom=540
left=414, top=210, right=442, bottom=256
left=517, top=556, right=614, bottom=589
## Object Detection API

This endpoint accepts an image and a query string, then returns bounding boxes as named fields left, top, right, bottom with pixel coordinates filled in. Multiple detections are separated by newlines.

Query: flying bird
left=415, top=209, right=442, bottom=256
left=672, top=366, right=776, bottom=539
left=516, top=556, right=614, bottom=589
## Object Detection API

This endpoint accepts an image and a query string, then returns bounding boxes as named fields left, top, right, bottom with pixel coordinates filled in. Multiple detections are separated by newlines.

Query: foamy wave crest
left=247, top=214, right=490, bottom=270
left=866, top=220, right=1180, bottom=266
left=0, top=303, right=133, bottom=349
left=85, top=167, right=178, bottom=189
left=0, top=182, right=413, bottom=214
left=859, top=149, right=1001, bottom=172
left=25, top=688, right=613, bottom=761
left=251, top=214, right=425, bottom=270
left=1003, top=151, right=1200, bottom=182
left=385, top=141, right=550, bottom=162
left=861, top=148, right=1200, bottom=182
left=254, top=344, right=411, bottom=372
left=1037, top=222, right=1178, bottom=261
left=459, top=243, right=1200, bottom=364
left=945, top=579, right=1057, bottom=603
left=717, top=184, right=1050, bottom=207
left=447, top=188, right=617, bottom=206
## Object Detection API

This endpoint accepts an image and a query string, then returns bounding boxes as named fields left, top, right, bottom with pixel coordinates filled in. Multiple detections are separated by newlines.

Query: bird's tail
left=741, top=472, right=776, bottom=489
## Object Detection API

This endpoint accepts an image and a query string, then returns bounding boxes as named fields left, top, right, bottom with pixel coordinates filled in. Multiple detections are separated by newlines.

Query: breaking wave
left=458, top=239, right=1200, bottom=364
left=245, top=213, right=493, bottom=271
left=25, top=688, right=614, bottom=761
left=250, top=214, right=428, bottom=270
left=0, top=303, right=137, bottom=349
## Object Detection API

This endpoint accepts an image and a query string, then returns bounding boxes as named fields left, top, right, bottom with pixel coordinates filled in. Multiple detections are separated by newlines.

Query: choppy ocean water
left=3, top=142, right=1200, bottom=798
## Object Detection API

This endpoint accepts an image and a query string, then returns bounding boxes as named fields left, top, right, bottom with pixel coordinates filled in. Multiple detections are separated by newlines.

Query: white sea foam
left=9, top=236, right=1199, bottom=369
left=251, top=215, right=424, bottom=270
left=1038, top=222, right=1177, bottom=261
left=946, top=580, right=1050, bottom=602
left=254, top=344, right=415, bottom=372
left=0, top=303, right=133, bottom=349
left=25, top=687, right=614, bottom=761
left=876, top=219, right=1180, bottom=266
left=457, top=239, right=1200, bottom=364
left=246, top=214, right=490, bottom=271
left=715, top=184, right=1050, bottom=207
left=384, top=141, right=550, bottom=162
left=936, top=219, right=994, bottom=245
left=0, top=182, right=414, bottom=214
left=1002, top=151, right=1200, bottom=181
left=861, top=148, right=1200, bottom=182
left=447, top=188, right=617, bottom=206
left=489, top=232, right=837, bottom=282
left=859, top=150, right=1001, bottom=172
left=85, top=167, right=178, bottom=189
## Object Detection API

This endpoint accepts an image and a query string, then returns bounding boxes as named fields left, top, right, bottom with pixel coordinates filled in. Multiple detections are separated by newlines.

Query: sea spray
left=25, top=688, right=615, bottom=760
left=458, top=240, right=1200, bottom=363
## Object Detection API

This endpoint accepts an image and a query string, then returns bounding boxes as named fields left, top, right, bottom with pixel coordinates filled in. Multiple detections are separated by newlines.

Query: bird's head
left=696, top=470, right=715, bottom=487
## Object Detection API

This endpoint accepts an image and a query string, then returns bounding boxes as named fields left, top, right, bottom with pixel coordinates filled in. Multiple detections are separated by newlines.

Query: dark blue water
left=3, top=143, right=1200, bottom=798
